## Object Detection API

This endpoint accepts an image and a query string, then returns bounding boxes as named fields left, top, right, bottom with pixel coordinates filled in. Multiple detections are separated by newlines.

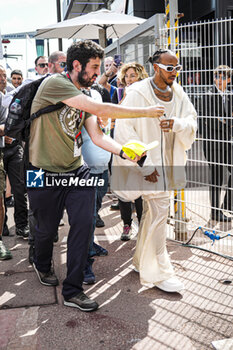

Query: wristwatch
left=119, top=149, right=126, bottom=159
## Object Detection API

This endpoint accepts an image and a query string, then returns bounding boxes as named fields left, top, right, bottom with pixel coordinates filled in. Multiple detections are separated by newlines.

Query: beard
left=160, top=71, right=175, bottom=87
left=162, top=73, right=174, bottom=87
left=167, top=80, right=174, bottom=87
left=77, top=68, right=97, bottom=88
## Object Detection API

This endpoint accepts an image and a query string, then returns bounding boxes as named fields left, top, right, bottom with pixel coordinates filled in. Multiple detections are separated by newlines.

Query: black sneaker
left=33, top=263, right=59, bottom=286
left=110, top=202, right=120, bottom=210
left=16, top=225, right=29, bottom=239
left=64, top=292, right=99, bottom=312
left=28, top=245, right=35, bottom=264
left=95, top=214, right=105, bottom=228
left=92, top=242, right=108, bottom=256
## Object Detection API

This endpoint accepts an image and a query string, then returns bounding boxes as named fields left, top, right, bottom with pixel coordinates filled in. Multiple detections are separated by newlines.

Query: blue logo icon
left=26, top=169, right=45, bottom=188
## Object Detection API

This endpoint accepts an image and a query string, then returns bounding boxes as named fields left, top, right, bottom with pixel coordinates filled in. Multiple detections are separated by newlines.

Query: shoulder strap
left=23, top=102, right=64, bottom=169
left=26, top=102, right=64, bottom=125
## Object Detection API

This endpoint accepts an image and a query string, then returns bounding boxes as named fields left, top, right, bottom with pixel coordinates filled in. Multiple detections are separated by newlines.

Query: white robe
left=112, top=78, right=197, bottom=201
left=111, top=78, right=197, bottom=287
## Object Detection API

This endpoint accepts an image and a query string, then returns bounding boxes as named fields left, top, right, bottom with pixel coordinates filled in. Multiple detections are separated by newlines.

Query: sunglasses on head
left=37, top=63, right=48, bottom=68
left=156, top=63, right=182, bottom=72
left=58, top=62, right=66, bottom=68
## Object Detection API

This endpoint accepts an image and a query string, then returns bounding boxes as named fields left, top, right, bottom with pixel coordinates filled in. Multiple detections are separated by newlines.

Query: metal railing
left=163, top=17, right=233, bottom=257
left=106, top=15, right=233, bottom=258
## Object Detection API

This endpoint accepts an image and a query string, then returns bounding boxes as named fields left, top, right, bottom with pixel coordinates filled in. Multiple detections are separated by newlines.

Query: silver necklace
left=150, top=78, right=170, bottom=93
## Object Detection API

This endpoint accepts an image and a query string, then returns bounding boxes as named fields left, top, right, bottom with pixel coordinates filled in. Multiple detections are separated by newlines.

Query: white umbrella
left=35, top=9, right=145, bottom=45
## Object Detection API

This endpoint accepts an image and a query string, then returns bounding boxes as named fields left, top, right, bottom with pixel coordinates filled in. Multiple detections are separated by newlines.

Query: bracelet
left=119, top=149, right=126, bottom=159
left=104, top=72, right=110, bottom=78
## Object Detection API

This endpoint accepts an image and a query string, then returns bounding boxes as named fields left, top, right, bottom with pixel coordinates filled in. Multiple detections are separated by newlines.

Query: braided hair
left=148, top=49, right=174, bottom=64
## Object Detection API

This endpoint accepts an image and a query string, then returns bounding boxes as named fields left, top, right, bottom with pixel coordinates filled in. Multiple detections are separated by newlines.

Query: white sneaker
left=132, top=266, right=139, bottom=273
left=155, top=277, right=184, bottom=293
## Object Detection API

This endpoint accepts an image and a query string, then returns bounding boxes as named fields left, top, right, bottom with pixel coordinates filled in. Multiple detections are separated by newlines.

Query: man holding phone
left=98, top=55, right=122, bottom=95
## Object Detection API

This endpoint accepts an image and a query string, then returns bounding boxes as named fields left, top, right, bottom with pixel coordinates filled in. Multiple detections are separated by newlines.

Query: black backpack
left=5, top=76, right=64, bottom=142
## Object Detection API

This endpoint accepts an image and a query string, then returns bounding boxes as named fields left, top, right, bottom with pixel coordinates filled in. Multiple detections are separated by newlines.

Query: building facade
left=63, top=0, right=233, bottom=21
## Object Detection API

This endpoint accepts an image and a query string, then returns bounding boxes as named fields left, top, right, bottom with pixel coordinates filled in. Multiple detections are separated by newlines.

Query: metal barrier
left=106, top=15, right=233, bottom=258
left=163, top=17, right=233, bottom=258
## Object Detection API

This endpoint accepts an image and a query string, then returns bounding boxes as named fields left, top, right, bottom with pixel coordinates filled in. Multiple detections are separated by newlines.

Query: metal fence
left=106, top=16, right=233, bottom=258
left=163, top=18, right=233, bottom=258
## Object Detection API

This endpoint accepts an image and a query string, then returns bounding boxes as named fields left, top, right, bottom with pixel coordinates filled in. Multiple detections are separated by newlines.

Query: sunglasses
left=37, top=63, right=48, bottom=68
left=156, top=63, right=182, bottom=72
left=58, top=62, right=67, bottom=68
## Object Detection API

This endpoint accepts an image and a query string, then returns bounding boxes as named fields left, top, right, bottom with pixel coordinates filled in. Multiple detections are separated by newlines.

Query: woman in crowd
left=113, top=62, right=148, bottom=241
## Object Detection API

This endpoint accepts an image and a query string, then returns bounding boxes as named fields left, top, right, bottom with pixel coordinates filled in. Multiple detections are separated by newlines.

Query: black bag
left=5, top=76, right=64, bottom=142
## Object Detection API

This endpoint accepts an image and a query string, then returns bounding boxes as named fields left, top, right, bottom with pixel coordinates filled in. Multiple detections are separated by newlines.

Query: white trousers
left=133, top=193, right=175, bottom=287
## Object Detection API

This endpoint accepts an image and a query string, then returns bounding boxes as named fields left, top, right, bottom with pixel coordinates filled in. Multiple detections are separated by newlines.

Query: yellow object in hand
left=122, top=140, right=159, bottom=160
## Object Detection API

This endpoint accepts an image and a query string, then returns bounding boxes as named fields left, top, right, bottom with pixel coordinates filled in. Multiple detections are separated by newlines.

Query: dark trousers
left=3, top=144, right=28, bottom=228
left=88, top=170, right=108, bottom=256
left=27, top=166, right=95, bottom=300
left=28, top=207, right=36, bottom=245
left=28, top=206, right=64, bottom=246
left=203, top=139, right=233, bottom=212
left=95, top=169, right=108, bottom=215
left=119, top=197, right=143, bottom=226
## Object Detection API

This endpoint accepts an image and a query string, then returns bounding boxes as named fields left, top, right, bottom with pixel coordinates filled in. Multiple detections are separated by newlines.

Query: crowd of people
left=0, top=38, right=231, bottom=313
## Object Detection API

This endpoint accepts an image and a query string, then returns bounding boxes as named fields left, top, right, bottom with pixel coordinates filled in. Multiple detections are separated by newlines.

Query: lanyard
left=66, top=72, right=72, bottom=82
left=66, top=72, right=83, bottom=126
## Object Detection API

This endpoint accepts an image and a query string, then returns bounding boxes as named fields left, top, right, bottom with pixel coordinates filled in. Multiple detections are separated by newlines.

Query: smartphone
left=114, top=54, right=122, bottom=67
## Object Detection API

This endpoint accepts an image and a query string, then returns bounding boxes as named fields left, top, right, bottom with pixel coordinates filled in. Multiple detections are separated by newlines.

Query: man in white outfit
left=112, top=49, right=197, bottom=292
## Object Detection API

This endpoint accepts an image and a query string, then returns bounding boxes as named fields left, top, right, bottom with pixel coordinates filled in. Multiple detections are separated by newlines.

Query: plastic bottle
left=6, top=98, right=22, bottom=133
left=9, top=98, right=22, bottom=114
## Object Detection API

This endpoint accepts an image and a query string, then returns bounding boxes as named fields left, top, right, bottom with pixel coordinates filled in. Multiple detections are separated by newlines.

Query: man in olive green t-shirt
left=28, top=40, right=164, bottom=313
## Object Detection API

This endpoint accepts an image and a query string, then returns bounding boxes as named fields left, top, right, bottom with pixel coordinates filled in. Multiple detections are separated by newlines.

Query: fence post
left=154, top=14, right=167, bottom=49
left=165, top=0, right=188, bottom=240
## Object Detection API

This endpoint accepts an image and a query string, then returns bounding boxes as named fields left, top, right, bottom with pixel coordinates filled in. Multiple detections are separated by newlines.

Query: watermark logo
left=26, top=169, right=45, bottom=188
left=26, top=169, right=107, bottom=188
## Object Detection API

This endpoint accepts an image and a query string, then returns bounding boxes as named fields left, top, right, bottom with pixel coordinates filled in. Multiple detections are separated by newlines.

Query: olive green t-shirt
left=30, top=73, right=91, bottom=172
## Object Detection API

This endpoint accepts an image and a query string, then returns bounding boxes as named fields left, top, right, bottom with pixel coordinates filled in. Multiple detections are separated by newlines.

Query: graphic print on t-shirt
left=59, top=105, right=83, bottom=138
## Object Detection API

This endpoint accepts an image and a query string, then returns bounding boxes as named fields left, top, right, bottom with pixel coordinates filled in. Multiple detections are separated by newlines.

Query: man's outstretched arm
left=62, top=93, right=165, bottom=120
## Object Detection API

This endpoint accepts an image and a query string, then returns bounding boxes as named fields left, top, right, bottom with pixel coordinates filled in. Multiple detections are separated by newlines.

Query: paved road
left=1, top=196, right=233, bottom=350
